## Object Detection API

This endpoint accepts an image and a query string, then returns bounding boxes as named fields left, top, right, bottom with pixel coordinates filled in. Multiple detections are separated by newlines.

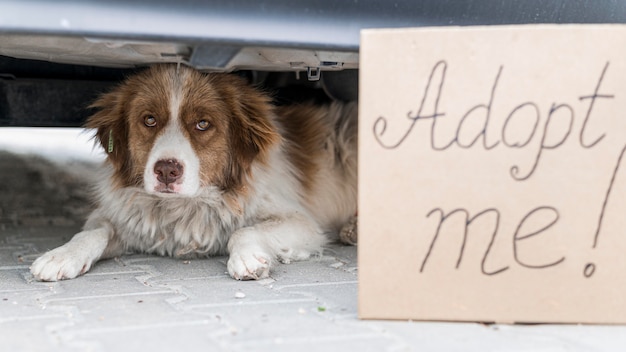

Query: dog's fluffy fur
left=30, top=65, right=358, bottom=281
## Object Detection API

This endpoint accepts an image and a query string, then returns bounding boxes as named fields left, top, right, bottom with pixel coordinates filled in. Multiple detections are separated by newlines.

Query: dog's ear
left=225, top=85, right=279, bottom=191
left=84, top=88, right=133, bottom=187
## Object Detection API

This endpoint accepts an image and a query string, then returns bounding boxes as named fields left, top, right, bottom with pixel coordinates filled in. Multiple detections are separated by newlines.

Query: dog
left=30, top=64, right=358, bottom=281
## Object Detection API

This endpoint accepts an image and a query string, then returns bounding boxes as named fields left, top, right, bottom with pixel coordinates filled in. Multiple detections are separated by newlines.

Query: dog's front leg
left=226, top=214, right=327, bottom=280
left=30, top=225, right=116, bottom=281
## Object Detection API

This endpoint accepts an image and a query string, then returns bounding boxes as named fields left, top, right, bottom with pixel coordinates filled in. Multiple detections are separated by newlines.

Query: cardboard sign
left=358, top=25, right=626, bottom=324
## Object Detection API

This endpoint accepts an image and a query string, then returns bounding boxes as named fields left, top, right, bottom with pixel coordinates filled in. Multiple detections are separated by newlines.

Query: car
left=0, top=0, right=625, bottom=126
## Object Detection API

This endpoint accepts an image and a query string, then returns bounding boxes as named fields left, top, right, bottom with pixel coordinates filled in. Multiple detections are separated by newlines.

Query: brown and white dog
left=30, top=64, right=358, bottom=281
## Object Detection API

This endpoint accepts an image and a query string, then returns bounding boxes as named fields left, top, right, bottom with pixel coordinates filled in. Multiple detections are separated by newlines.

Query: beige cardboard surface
left=358, top=25, right=626, bottom=323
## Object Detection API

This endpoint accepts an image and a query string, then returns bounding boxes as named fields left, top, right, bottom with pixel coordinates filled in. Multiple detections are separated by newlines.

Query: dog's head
left=86, top=65, right=278, bottom=196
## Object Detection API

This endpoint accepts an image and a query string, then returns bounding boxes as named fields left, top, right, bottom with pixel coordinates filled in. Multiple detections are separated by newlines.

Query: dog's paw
left=227, top=250, right=271, bottom=281
left=30, top=246, right=93, bottom=281
left=339, top=215, right=358, bottom=246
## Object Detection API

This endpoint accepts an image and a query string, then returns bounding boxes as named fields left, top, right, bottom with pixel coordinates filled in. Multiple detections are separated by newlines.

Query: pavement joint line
left=257, top=278, right=276, bottom=285
left=164, top=293, right=190, bottom=305
left=116, top=256, right=180, bottom=264
left=181, top=297, right=316, bottom=309
left=41, top=290, right=176, bottom=303
left=231, top=333, right=385, bottom=347
left=82, top=270, right=149, bottom=277
left=272, top=281, right=358, bottom=290
left=0, top=245, right=24, bottom=249
left=0, top=287, right=51, bottom=294
left=148, top=274, right=230, bottom=283
left=329, top=313, right=360, bottom=320
left=0, top=265, right=30, bottom=270
left=0, top=314, right=68, bottom=324
left=57, top=319, right=216, bottom=335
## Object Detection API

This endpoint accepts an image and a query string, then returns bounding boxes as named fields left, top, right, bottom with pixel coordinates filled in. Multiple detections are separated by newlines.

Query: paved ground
left=2, top=149, right=626, bottom=351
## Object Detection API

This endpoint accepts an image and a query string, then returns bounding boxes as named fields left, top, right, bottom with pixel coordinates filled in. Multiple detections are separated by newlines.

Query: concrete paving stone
left=272, top=280, right=358, bottom=319
left=203, top=301, right=381, bottom=347
left=63, top=323, right=225, bottom=352
left=120, top=255, right=230, bottom=281
left=42, top=292, right=224, bottom=346
left=364, top=321, right=626, bottom=352
left=2, top=319, right=84, bottom=352
left=227, top=338, right=397, bottom=352
left=0, top=246, right=30, bottom=267
left=1, top=284, right=61, bottom=322
left=39, top=271, right=174, bottom=305
left=3, top=225, right=80, bottom=263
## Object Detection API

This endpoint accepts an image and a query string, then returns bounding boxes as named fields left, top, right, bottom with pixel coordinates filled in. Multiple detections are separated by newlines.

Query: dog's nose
left=154, top=159, right=184, bottom=185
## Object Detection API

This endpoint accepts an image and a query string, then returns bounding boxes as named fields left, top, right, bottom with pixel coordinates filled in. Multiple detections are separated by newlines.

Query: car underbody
left=0, top=0, right=624, bottom=126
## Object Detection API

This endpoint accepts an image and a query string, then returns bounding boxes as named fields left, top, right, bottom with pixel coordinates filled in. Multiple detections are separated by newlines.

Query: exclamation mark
left=585, top=144, right=626, bottom=278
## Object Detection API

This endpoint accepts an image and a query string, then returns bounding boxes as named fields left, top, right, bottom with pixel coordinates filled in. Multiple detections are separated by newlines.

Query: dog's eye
left=144, top=115, right=157, bottom=127
left=196, top=120, right=211, bottom=131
